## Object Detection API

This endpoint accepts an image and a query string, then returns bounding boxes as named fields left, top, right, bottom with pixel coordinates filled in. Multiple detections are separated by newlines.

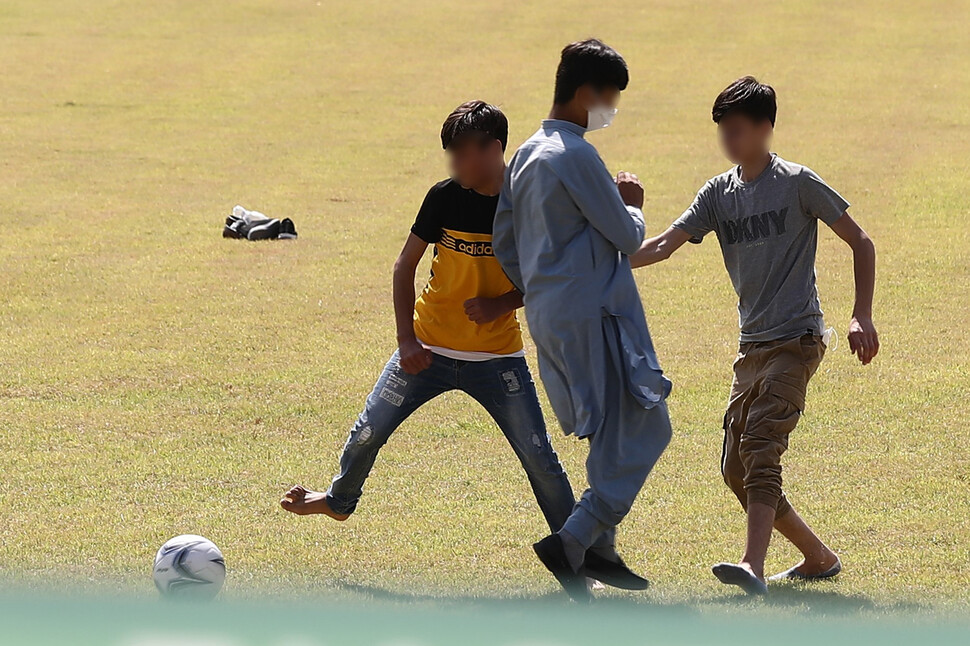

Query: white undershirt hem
left=417, top=339, right=525, bottom=362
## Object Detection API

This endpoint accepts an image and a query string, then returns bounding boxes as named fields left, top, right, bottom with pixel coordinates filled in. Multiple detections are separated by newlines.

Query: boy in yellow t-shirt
left=280, top=102, right=642, bottom=592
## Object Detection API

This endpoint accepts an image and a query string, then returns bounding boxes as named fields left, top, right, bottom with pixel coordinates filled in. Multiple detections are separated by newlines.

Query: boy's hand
left=847, top=316, right=879, bottom=365
left=398, top=337, right=433, bottom=374
left=464, top=297, right=505, bottom=325
left=616, top=171, right=644, bottom=209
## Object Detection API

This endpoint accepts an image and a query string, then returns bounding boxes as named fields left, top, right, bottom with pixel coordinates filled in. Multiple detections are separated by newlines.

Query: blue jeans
left=325, top=350, right=577, bottom=535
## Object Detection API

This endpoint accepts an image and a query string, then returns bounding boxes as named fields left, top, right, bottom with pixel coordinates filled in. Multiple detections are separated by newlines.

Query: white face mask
left=586, top=105, right=618, bottom=132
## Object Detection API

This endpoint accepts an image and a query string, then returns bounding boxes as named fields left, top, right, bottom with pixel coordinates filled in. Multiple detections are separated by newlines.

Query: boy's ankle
left=739, top=560, right=766, bottom=581
left=807, top=548, right=839, bottom=569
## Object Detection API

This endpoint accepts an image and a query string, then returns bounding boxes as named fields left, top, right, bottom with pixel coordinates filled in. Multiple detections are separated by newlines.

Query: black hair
left=553, top=39, right=629, bottom=105
left=440, top=100, right=509, bottom=152
left=712, top=76, right=777, bottom=126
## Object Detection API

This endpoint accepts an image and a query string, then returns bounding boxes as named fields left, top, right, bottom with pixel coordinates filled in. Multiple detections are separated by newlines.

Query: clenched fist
left=464, top=297, right=505, bottom=325
left=616, top=171, right=644, bottom=209
left=398, top=337, right=433, bottom=374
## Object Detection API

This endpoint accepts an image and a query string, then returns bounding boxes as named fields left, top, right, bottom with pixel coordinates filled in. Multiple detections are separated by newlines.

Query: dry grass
left=1, top=0, right=968, bottom=617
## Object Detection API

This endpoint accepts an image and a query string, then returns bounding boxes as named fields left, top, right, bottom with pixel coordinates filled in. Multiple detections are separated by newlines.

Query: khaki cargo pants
left=721, top=332, right=825, bottom=519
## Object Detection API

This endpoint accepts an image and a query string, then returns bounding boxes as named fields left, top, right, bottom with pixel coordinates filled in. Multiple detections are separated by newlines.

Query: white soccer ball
left=152, top=534, right=226, bottom=599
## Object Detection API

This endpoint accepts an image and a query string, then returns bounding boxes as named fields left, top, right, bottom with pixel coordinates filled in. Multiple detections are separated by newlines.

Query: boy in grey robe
left=493, top=39, right=672, bottom=602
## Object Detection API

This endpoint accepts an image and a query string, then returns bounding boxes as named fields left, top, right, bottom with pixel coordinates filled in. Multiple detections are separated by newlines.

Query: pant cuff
left=324, top=489, right=357, bottom=516
left=561, top=507, right=609, bottom=550
left=746, top=490, right=782, bottom=511
left=774, top=495, right=792, bottom=519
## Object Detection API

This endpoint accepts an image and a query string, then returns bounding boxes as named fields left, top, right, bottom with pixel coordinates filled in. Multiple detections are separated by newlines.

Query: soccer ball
left=152, top=534, right=226, bottom=599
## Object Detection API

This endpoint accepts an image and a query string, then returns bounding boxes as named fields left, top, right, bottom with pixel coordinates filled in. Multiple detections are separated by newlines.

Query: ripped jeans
left=325, top=350, right=578, bottom=536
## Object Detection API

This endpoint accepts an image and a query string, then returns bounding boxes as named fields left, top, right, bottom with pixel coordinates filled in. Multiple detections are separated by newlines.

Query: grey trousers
left=561, top=359, right=672, bottom=549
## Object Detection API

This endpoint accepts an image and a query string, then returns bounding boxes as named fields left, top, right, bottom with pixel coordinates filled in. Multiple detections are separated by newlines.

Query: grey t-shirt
left=673, top=154, right=849, bottom=343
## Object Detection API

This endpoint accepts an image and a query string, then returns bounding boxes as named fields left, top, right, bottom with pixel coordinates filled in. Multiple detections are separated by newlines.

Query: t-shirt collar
left=732, top=153, right=778, bottom=188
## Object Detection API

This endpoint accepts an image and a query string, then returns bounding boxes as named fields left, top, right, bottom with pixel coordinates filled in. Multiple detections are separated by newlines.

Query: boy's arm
left=464, top=289, right=523, bottom=325
left=631, top=180, right=716, bottom=269
left=630, top=226, right=694, bottom=268
left=492, top=170, right=524, bottom=292
left=828, top=213, right=879, bottom=365
left=480, top=179, right=525, bottom=326
left=559, top=154, right=645, bottom=256
left=393, top=233, right=434, bottom=374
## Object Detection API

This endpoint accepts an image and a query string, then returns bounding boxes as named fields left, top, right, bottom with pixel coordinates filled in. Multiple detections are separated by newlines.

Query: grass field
left=1, top=0, right=969, bottom=620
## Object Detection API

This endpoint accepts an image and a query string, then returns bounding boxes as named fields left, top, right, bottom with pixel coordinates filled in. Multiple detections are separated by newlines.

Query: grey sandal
left=768, top=558, right=842, bottom=582
left=712, top=563, right=768, bottom=596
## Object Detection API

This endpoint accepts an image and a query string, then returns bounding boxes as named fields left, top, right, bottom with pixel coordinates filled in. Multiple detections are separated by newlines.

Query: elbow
left=656, top=240, right=675, bottom=262
left=855, top=231, right=875, bottom=258
left=645, top=239, right=674, bottom=264
left=629, top=240, right=661, bottom=268
left=392, top=257, right=416, bottom=280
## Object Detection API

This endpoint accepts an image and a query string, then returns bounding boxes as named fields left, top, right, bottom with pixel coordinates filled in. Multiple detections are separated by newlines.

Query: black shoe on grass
left=582, top=551, right=650, bottom=590
left=247, top=218, right=281, bottom=240
left=278, top=218, right=298, bottom=239
left=533, top=534, right=591, bottom=604
left=223, top=216, right=248, bottom=239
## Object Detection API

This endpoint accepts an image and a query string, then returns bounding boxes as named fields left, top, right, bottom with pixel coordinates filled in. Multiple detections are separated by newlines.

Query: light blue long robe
left=493, top=119, right=672, bottom=439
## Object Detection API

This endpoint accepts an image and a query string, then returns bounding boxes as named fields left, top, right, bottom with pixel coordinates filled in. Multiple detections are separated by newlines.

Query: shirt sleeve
left=798, top=167, right=850, bottom=225
left=672, top=180, right=717, bottom=243
left=557, top=146, right=645, bottom=256
left=410, top=185, right=444, bottom=243
left=492, top=166, right=524, bottom=293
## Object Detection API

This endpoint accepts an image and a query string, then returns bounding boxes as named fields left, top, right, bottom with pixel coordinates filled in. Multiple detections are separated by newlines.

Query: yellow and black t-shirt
left=410, top=178, right=523, bottom=357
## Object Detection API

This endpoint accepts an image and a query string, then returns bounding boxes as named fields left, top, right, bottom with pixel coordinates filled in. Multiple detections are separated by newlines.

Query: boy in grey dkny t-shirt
left=631, top=77, right=879, bottom=595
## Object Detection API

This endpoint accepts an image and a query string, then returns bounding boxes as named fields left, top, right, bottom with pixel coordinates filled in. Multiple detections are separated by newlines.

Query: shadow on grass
left=333, top=580, right=567, bottom=607
left=333, top=578, right=927, bottom=618
left=335, top=580, right=702, bottom=616
left=704, top=581, right=927, bottom=616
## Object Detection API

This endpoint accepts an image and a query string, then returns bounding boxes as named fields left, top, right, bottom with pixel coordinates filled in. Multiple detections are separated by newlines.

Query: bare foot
left=280, top=485, right=350, bottom=521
